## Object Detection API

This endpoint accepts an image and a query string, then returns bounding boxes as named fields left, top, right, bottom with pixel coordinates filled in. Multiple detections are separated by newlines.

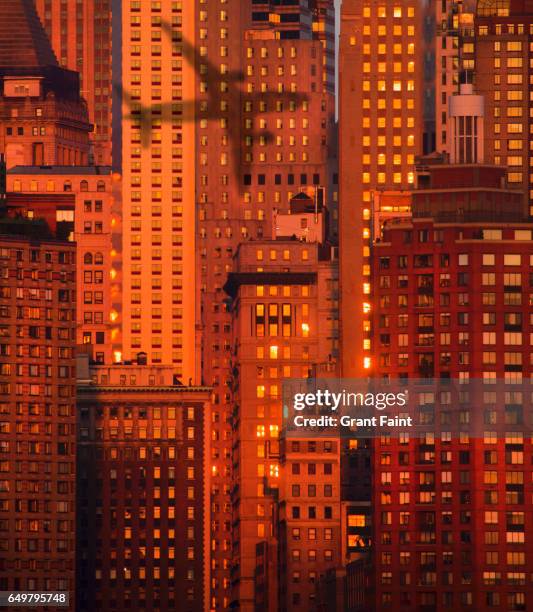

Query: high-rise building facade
left=34, top=0, right=113, bottom=165
left=435, top=1, right=477, bottom=154
left=0, top=0, right=91, bottom=169
left=120, top=0, right=198, bottom=381
left=76, top=359, right=211, bottom=612
left=372, top=162, right=533, bottom=610
left=224, top=228, right=339, bottom=609
left=196, top=2, right=336, bottom=602
left=462, top=1, right=533, bottom=216
left=339, top=0, right=427, bottom=377
left=6, top=166, right=121, bottom=364
left=0, top=214, right=77, bottom=598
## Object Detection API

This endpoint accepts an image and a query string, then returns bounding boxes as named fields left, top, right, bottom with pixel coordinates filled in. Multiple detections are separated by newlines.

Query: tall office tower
left=462, top=1, right=533, bottom=216
left=339, top=0, right=426, bottom=378
left=372, top=162, right=533, bottom=610
left=435, top=1, right=477, bottom=154
left=121, top=1, right=198, bottom=380
left=0, top=0, right=91, bottom=169
left=0, top=212, right=77, bottom=597
left=224, top=204, right=339, bottom=610
left=76, top=358, right=211, bottom=612
left=6, top=166, right=120, bottom=364
left=34, top=0, right=113, bottom=165
left=196, top=4, right=336, bottom=608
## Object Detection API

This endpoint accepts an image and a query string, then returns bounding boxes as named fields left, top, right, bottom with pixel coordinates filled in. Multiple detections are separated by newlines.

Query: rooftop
left=8, top=165, right=113, bottom=175
left=0, top=215, right=54, bottom=240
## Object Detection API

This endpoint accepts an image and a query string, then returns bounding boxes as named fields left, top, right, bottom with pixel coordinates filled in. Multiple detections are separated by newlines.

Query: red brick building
left=371, top=163, right=533, bottom=610
left=0, top=215, right=77, bottom=597
left=76, top=359, right=211, bottom=611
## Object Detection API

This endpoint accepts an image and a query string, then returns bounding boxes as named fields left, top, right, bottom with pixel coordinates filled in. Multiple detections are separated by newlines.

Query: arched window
left=94, top=252, right=104, bottom=265
left=83, top=252, right=93, bottom=265
left=80, top=180, right=89, bottom=192
left=97, top=180, right=105, bottom=192
left=63, top=180, right=72, bottom=192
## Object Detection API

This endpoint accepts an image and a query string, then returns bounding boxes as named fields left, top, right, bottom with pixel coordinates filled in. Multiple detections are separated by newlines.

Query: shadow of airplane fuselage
left=116, top=20, right=310, bottom=193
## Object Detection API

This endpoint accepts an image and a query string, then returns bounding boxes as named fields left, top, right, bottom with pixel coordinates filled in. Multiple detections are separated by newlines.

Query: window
left=504, top=254, right=521, bottom=266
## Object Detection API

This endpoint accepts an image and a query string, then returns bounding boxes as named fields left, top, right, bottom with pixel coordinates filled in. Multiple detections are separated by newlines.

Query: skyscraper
left=199, top=4, right=337, bottom=604
left=34, top=0, right=113, bottom=165
left=463, top=1, right=533, bottom=216
left=0, top=210, right=77, bottom=599
left=372, top=161, right=533, bottom=609
left=224, top=231, right=339, bottom=610
left=435, top=1, right=476, bottom=155
left=339, top=0, right=427, bottom=377
left=120, top=1, right=198, bottom=381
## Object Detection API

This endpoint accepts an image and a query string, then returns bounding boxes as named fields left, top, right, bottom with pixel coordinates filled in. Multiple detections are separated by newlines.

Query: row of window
left=0, top=249, right=73, bottom=263
left=379, top=274, right=531, bottom=290
left=0, top=365, right=73, bottom=378
left=379, top=293, right=533, bottom=308
left=380, top=311, right=531, bottom=326
left=11, top=180, right=106, bottom=193
left=380, top=251, right=531, bottom=269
